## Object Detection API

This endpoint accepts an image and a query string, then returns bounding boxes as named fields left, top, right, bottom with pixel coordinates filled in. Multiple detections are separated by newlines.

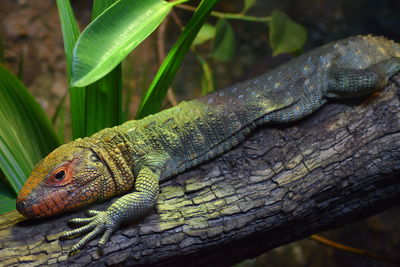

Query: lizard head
left=16, top=140, right=113, bottom=218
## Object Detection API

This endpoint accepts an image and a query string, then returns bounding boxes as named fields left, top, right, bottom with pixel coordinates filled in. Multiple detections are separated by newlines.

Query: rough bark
left=1, top=77, right=400, bottom=267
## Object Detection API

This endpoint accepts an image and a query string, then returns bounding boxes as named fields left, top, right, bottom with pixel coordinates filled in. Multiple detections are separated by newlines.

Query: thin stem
left=176, top=4, right=270, bottom=23
left=171, top=9, right=184, bottom=29
left=310, top=234, right=400, bottom=265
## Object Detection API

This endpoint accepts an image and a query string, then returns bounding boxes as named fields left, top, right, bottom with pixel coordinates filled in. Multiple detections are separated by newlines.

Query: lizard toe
left=63, top=210, right=118, bottom=254
left=98, top=228, right=115, bottom=252
left=68, top=225, right=105, bottom=254
left=68, top=217, right=95, bottom=225
left=86, top=209, right=102, bottom=217
left=62, top=220, right=97, bottom=238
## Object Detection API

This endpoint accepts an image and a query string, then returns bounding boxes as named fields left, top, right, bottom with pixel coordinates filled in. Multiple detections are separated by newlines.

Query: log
left=1, top=76, right=400, bottom=267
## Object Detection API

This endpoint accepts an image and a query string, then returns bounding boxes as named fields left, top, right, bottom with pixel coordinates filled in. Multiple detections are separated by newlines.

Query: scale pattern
left=16, top=35, right=400, bottom=253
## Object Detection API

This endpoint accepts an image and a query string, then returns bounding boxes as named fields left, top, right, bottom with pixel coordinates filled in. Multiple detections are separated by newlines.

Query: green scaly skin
left=16, top=35, right=400, bottom=253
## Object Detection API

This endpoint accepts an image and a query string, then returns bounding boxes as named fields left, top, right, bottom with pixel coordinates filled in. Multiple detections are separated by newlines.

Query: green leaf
left=0, top=195, right=16, bottom=214
left=242, top=0, right=256, bottom=14
left=211, top=19, right=236, bottom=62
left=0, top=175, right=16, bottom=214
left=91, top=0, right=117, bottom=20
left=269, top=9, right=307, bottom=56
left=52, top=92, right=68, bottom=143
left=0, top=197, right=15, bottom=214
left=69, top=86, right=86, bottom=139
left=56, top=0, right=80, bottom=78
left=135, top=0, right=219, bottom=119
left=58, top=0, right=123, bottom=139
left=194, top=52, right=214, bottom=94
left=193, top=23, right=216, bottom=46
left=0, top=65, right=60, bottom=194
left=56, top=0, right=87, bottom=139
left=85, top=65, right=122, bottom=136
left=84, top=0, right=123, bottom=137
left=71, top=0, right=175, bottom=87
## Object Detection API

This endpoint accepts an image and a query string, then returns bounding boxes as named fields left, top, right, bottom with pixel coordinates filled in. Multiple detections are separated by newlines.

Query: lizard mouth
left=16, top=173, right=102, bottom=219
left=16, top=187, right=81, bottom=218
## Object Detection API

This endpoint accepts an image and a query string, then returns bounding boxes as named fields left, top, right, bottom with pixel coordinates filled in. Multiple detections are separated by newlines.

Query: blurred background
left=1, top=0, right=399, bottom=266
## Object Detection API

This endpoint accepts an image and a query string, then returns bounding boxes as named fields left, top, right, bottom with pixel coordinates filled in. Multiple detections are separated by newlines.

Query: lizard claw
left=60, top=210, right=119, bottom=254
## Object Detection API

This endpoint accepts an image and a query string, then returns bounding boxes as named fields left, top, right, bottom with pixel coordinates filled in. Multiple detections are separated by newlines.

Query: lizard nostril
left=16, top=198, right=26, bottom=214
left=16, top=197, right=32, bottom=218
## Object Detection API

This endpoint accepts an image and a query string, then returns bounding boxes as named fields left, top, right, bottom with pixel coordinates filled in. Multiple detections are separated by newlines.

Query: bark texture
left=1, top=77, right=400, bottom=266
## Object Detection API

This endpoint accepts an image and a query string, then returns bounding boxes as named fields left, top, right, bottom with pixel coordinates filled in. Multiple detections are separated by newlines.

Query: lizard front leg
left=61, top=166, right=160, bottom=254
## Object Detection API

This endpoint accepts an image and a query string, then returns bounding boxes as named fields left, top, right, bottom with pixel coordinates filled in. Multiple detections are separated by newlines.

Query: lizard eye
left=90, top=153, right=100, bottom=162
left=47, top=164, right=73, bottom=186
left=55, top=170, right=66, bottom=181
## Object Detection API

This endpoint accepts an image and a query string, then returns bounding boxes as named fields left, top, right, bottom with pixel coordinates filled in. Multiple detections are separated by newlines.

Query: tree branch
left=1, top=76, right=400, bottom=266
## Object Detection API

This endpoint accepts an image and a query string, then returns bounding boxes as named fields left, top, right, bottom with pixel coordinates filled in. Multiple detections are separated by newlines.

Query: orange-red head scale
left=16, top=139, right=116, bottom=218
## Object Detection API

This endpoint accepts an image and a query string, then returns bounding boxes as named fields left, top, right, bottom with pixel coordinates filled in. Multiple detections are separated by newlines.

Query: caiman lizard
left=16, top=35, right=400, bottom=253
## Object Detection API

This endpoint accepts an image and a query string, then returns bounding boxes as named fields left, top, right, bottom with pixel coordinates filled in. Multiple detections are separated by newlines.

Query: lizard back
left=111, top=35, right=400, bottom=181
left=95, top=35, right=397, bottom=182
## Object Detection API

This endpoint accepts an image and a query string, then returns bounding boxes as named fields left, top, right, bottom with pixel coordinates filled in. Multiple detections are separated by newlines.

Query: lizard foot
left=60, top=166, right=160, bottom=254
left=60, top=209, right=120, bottom=254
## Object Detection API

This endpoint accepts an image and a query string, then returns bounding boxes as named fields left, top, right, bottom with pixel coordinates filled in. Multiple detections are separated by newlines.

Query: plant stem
left=310, top=234, right=400, bottom=265
left=176, top=4, right=270, bottom=23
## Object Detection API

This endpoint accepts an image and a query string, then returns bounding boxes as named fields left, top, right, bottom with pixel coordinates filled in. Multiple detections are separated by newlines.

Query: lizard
left=16, top=35, right=400, bottom=254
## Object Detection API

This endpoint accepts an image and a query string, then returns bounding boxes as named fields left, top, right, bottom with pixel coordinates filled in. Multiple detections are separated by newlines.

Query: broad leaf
left=242, top=0, right=256, bottom=14
left=136, top=0, right=219, bottom=119
left=51, top=92, right=68, bottom=142
left=0, top=194, right=15, bottom=214
left=211, top=19, right=236, bottom=62
left=85, top=0, right=123, bottom=137
left=57, top=0, right=123, bottom=139
left=56, top=0, right=80, bottom=78
left=91, top=0, right=117, bottom=20
left=0, top=175, right=16, bottom=213
left=193, top=23, right=216, bottom=46
left=71, top=0, right=176, bottom=87
left=85, top=65, right=122, bottom=136
left=56, top=0, right=87, bottom=139
left=269, top=9, right=307, bottom=56
left=0, top=65, right=59, bottom=194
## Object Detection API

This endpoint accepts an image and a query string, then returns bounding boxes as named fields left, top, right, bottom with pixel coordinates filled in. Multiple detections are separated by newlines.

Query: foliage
left=58, top=0, right=123, bottom=138
left=211, top=19, right=236, bottom=62
left=71, top=0, right=176, bottom=88
left=187, top=3, right=307, bottom=93
left=135, top=0, right=219, bottom=119
left=269, top=10, right=307, bottom=56
left=0, top=0, right=307, bottom=214
left=0, top=65, right=60, bottom=213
